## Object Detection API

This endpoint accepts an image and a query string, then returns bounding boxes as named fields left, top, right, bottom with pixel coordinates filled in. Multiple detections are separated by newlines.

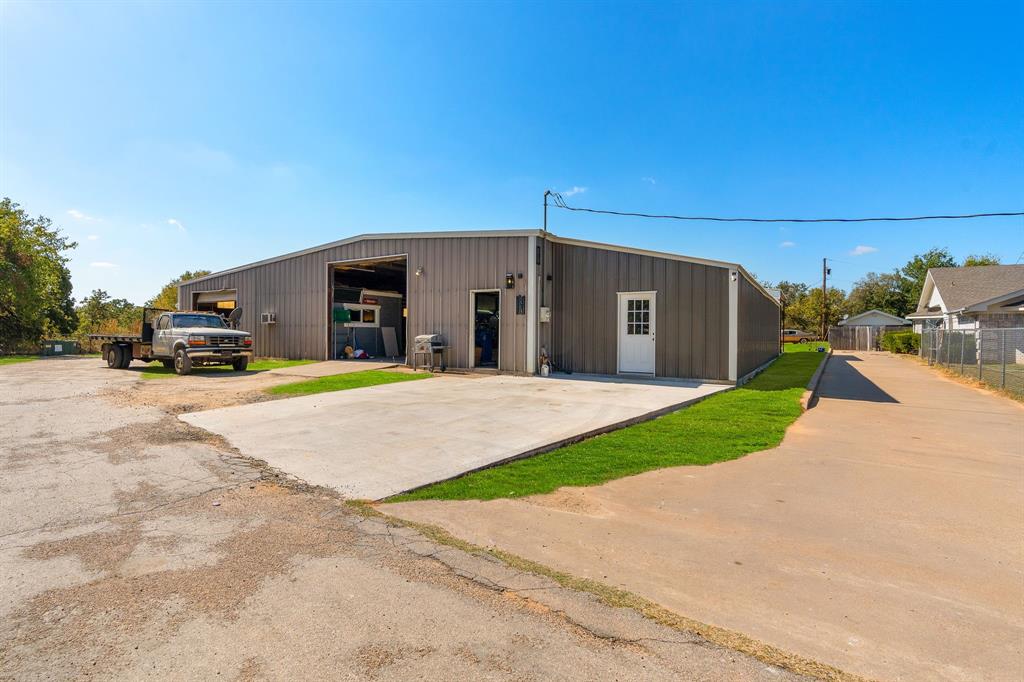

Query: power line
left=546, top=194, right=1024, bottom=223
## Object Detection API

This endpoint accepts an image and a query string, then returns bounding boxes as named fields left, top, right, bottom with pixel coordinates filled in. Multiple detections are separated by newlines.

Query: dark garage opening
left=192, top=289, right=237, bottom=314
left=473, top=290, right=500, bottom=368
left=330, top=257, right=407, bottom=361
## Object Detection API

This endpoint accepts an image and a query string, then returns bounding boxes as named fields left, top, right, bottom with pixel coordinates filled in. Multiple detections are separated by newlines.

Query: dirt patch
left=24, top=519, right=144, bottom=574
left=234, top=657, right=264, bottom=681
left=353, top=643, right=435, bottom=678
left=101, top=364, right=433, bottom=416
left=523, top=489, right=612, bottom=517
left=102, top=371, right=295, bottom=415
left=8, top=481, right=636, bottom=679
left=4, top=483, right=353, bottom=678
left=96, top=415, right=230, bottom=464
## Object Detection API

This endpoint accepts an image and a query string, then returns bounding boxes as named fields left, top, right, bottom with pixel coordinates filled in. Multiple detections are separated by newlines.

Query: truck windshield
left=173, top=314, right=226, bottom=329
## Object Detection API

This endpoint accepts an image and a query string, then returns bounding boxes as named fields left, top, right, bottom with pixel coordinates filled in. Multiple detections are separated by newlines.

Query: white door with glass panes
left=617, top=292, right=656, bottom=374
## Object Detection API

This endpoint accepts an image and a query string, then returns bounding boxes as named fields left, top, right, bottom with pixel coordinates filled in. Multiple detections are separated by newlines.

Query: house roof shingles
left=920, top=265, right=1024, bottom=313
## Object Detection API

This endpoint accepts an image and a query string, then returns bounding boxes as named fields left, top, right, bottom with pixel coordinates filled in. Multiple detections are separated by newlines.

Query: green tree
left=962, top=253, right=1001, bottom=267
left=846, top=271, right=912, bottom=317
left=900, top=248, right=956, bottom=309
left=776, top=280, right=810, bottom=329
left=75, top=289, right=141, bottom=350
left=146, top=270, right=211, bottom=310
left=786, top=287, right=847, bottom=335
left=0, top=198, right=78, bottom=352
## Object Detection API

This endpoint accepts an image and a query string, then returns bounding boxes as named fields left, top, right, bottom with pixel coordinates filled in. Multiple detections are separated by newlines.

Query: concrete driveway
left=181, top=373, right=727, bottom=500
left=386, top=353, right=1024, bottom=681
left=0, top=357, right=805, bottom=680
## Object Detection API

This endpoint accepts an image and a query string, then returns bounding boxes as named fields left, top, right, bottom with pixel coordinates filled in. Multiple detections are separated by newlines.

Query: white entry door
left=617, top=292, right=656, bottom=374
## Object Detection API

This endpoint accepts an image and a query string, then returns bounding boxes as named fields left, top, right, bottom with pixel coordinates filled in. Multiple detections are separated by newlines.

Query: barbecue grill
left=413, top=334, right=447, bottom=372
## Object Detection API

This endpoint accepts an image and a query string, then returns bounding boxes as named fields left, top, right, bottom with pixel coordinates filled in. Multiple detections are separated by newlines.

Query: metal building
left=177, top=230, right=779, bottom=383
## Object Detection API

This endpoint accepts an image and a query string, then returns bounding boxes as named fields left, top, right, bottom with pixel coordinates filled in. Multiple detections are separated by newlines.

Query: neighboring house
left=906, top=265, right=1024, bottom=333
left=838, top=309, right=910, bottom=328
left=177, top=229, right=780, bottom=384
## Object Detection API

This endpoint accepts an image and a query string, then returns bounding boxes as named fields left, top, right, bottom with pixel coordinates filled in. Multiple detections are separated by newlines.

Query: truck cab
left=151, top=312, right=253, bottom=374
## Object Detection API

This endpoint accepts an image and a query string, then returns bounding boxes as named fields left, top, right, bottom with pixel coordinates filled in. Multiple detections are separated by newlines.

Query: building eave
left=544, top=234, right=779, bottom=305
left=178, top=229, right=543, bottom=287
left=177, top=228, right=777, bottom=307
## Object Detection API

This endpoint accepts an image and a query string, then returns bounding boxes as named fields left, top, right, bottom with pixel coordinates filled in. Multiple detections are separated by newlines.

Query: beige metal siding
left=737, top=274, right=780, bottom=377
left=178, top=236, right=530, bottom=370
left=547, top=242, right=730, bottom=380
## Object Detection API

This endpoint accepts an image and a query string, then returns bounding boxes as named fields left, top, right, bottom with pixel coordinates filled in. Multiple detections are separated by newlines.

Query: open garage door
left=192, top=289, right=237, bottom=313
left=329, top=256, right=407, bottom=361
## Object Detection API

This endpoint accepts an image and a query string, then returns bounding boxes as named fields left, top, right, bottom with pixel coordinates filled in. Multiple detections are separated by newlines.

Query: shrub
left=881, top=331, right=920, bottom=354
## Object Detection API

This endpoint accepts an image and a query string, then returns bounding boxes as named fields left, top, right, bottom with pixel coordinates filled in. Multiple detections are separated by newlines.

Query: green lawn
left=0, top=355, right=40, bottom=366
left=267, top=369, right=432, bottom=396
left=139, top=358, right=316, bottom=379
left=390, top=352, right=826, bottom=502
left=783, top=341, right=830, bottom=353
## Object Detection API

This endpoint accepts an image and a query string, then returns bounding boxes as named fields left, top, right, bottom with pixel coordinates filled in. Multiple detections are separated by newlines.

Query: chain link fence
left=921, top=328, right=1024, bottom=397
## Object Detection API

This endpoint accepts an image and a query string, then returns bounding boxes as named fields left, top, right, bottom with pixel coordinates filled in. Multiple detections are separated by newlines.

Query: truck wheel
left=174, top=349, right=192, bottom=375
left=106, top=346, right=122, bottom=369
left=161, top=360, right=174, bottom=368
left=232, top=357, right=249, bottom=372
left=118, top=345, right=132, bottom=368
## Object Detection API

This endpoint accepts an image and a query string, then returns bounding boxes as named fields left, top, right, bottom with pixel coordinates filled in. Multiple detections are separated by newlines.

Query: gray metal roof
left=839, top=309, right=910, bottom=325
left=178, top=229, right=775, bottom=302
left=921, top=265, right=1024, bottom=312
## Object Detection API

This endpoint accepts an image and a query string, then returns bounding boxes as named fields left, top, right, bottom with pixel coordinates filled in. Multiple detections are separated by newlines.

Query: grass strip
left=783, top=341, right=830, bottom=353
left=0, top=355, right=40, bottom=366
left=392, top=351, right=825, bottom=502
left=139, top=358, right=316, bottom=379
left=266, top=369, right=431, bottom=396
left=349, top=501, right=865, bottom=682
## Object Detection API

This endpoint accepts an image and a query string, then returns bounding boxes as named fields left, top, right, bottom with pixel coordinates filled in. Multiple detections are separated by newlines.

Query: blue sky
left=2, top=1, right=1021, bottom=303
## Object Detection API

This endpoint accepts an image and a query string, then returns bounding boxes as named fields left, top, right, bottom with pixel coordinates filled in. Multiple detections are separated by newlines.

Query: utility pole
left=543, top=189, right=551, bottom=235
left=821, top=257, right=830, bottom=340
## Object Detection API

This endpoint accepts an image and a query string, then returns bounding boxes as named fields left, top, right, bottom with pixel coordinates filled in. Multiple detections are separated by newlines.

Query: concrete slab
left=386, top=352, right=1024, bottom=681
left=1, top=358, right=796, bottom=681
left=180, top=374, right=728, bottom=500
left=267, top=360, right=397, bottom=378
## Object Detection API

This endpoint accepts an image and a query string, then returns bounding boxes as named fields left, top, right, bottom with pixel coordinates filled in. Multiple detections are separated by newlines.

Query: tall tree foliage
left=846, top=272, right=912, bottom=317
left=146, top=270, right=211, bottom=310
left=784, top=287, right=847, bottom=333
left=0, top=198, right=78, bottom=352
left=74, top=290, right=142, bottom=351
left=780, top=247, right=997, bottom=329
left=962, top=253, right=1001, bottom=267
left=900, top=247, right=956, bottom=309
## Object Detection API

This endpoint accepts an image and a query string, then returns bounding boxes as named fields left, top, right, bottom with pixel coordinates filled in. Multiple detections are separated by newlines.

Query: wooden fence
left=827, top=325, right=907, bottom=351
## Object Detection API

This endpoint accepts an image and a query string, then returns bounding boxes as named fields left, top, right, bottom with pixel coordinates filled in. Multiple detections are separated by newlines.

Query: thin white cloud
left=561, top=186, right=587, bottom=197
left=641, top=177, right=656, bottom=185
left=167, top=218, right=186, bottom=232
left=67, top=209, right=100, bottom=222
left=89, top=261, right=118, bottom=268
left=850, top=245, right=879, bottom=256
left=779, top=240, right=796, bottom=248
left=86, top=234, right=99, bottom=241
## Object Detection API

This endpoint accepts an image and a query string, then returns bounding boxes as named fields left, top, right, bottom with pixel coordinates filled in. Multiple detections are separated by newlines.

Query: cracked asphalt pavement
left=0, top=358, right=808, bottom=680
